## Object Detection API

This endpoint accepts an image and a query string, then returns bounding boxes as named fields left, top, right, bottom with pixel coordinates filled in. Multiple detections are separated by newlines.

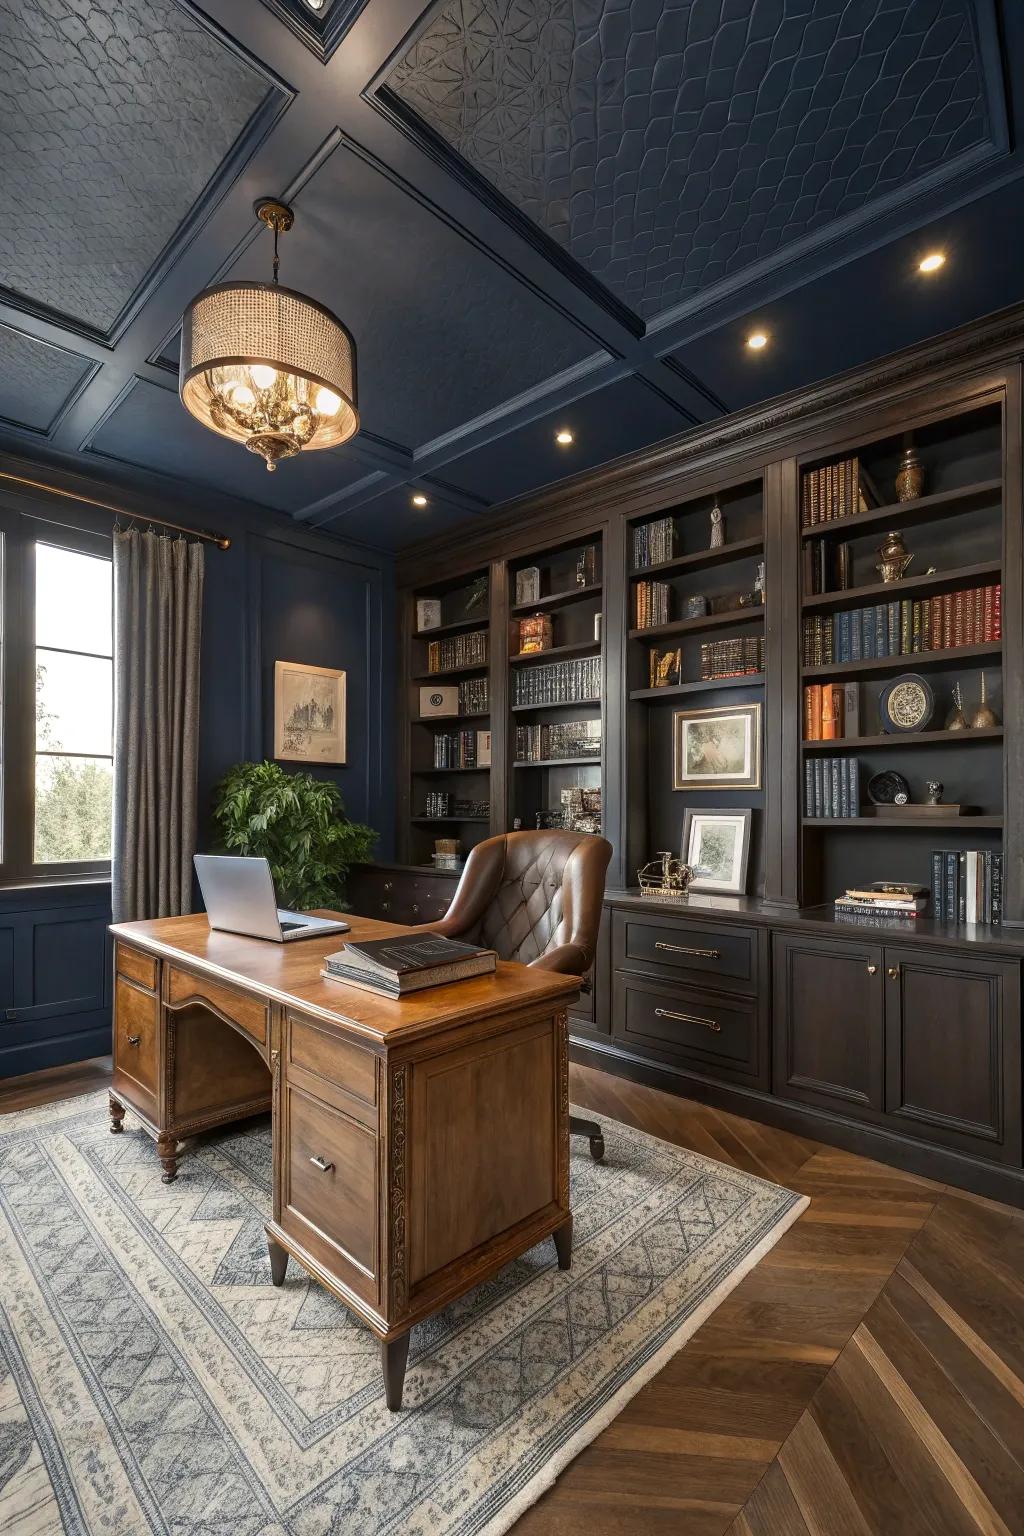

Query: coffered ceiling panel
left=0, top=0, right=278, bottom=335
left=0, top=324, right=92, bottom=433
left=317, top=483, right=487, bottom=550
left=387, top=0, right=995, bottom=322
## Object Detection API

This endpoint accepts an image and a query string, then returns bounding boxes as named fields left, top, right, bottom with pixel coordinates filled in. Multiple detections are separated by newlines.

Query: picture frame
left=673, top=702, right=762, bottom=790
left=274, top=660, right=346, bottom=764
left=682, top=808, right=752, bottom=895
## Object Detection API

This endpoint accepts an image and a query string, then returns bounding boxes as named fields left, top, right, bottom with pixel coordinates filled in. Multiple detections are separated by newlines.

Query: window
left=0, top=506, right=112, bottom=882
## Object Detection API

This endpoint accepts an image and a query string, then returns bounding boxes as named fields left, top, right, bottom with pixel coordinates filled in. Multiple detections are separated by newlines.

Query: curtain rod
left=0, top=470, right=232, bottom=550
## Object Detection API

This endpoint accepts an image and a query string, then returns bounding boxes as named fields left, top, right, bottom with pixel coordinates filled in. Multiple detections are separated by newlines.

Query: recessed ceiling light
left=305, top=0, right=325, bottom=9
left=919, top=252, right=946, bottom=273
left=555, top=429, right=574, bottom=445
left=746, top=331, right=768, bottom=350
left=412, top=493, right=427, bottom=507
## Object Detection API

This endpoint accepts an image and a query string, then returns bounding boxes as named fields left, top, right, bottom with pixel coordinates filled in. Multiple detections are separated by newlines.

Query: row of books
left=802, top=538, right=852, bottom=595
left=800, top=455, right=872, bottom=526
left=426, top=629, right=488, bottom=673
left=803, top=682, right=860, bottom=740
left=634, top=579, right=671, bottom=629
left=931, top=850, right=1003, bottom=925
left=700, top=636, right=764, bottom=680
left=834, top=882, right=927, bottom=919
left=632, top=516, right=675, bottom=569
left=420, top=793, right=489, bottom=818
left=430, top=729, right=490, bottom=769
left=458, top=677, right=489, bottom=715
left=514, top=719, right=602, bottom=761
left=804, top=757, right=860, bottom=818
left=801, top=584, right=1002, bottom=665
left=513, top=656, right=601, bottom=707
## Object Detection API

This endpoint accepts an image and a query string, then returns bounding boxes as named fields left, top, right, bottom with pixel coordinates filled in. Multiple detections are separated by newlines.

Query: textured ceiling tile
left=0, top=0, right=272, bottom=333
left=0, top=324, right=91, bottom=432
left=387, top=0, right=990, bottom=320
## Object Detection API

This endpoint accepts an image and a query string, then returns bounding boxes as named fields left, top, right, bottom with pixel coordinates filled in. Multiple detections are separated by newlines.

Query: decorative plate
left=867, top=769, right=911, bottom=806
left=878, top=673, right=934, bottom=733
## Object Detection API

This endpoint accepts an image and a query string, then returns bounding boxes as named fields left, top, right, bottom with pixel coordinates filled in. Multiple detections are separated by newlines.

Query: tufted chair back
left=410, top=830, right=612, bottom=975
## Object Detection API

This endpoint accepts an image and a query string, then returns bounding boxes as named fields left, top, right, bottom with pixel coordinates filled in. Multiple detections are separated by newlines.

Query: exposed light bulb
left=412, top=493, right=428, bottom=507
left=746, top=332, right=768, bottom=350
left=919, top=252, right=946, bottom=273
left=555, top=429, right=574, bottom=445
left=230, top=384, right=255, bottom=409
left=250, top=364, right=277, bottom=389
left=316, top=386, right=341, bottom=417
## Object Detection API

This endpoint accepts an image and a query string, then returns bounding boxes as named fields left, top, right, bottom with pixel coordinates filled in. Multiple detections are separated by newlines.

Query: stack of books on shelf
left=427, top=629, right=488, bottom=673
left=804, top=756, right=860, bottom=817
left=700, top=636, right=764, bottom=679
left=423, top=790, right=452, bottom=818
left=931, top=850, right=1003, bottom=925
left=634, top=579, right=671, bottom=628
left=431, top=729, right=487, bottom=769
left=800, top=456, right=873, bottom=526
left=834, top=882, right=928, bottom=923
left=514, top=719, right=602, bottom=762
left=803, top=584, right=1002, bottom=664
left=803, top=682, right=859, bottom=739
left=802, top=538, right=852, bottom=594
left=322, top=936, right=496, bottom=998
left=632, top=517, right=676, bottom=569
left=458, top=677, right=489, bottom=715
left=513, top=656, right=600, bottom=707
left=421, top=793, right=489, bottom=819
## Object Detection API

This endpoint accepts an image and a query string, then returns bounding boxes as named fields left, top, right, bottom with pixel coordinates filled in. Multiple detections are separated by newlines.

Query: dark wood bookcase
left=378, top=308, right=1024, bottom=1205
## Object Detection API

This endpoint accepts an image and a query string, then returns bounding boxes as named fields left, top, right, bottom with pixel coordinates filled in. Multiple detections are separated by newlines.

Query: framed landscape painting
left=274, top=660, right=346, bottom=764
left=673, top=702, right=761, bottom=791
left=682, top=808, right=752, bottom=895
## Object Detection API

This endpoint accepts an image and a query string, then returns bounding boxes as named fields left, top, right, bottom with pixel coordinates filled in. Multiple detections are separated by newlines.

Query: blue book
left=851, top=609, right=862, bottom=660
left=862, top=606, right=876, bottom=659
left=875, top=605, right=887, bottom=659
left=888, top=601, right=900, bottom=656
left=837, top=610, right=850, bottom=663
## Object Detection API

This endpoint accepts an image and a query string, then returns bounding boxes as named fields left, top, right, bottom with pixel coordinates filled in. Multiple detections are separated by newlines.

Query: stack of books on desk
left=834, top=882, right=929, bottom=920
left=322, top=935, right=496, bottom=997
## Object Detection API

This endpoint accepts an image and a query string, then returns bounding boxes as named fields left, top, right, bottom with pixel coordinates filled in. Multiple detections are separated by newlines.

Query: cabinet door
left=884, top=948, right=1022, bottom=1163
left=773, top=934, right=884, bottom=1115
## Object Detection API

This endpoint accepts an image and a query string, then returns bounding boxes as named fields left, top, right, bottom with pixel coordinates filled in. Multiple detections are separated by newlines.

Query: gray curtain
left=112, top=528, right=204, bottom=922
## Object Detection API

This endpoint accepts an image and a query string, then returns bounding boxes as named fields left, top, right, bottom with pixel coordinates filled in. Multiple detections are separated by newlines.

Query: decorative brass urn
left=875, top=530, right=914, bottom=583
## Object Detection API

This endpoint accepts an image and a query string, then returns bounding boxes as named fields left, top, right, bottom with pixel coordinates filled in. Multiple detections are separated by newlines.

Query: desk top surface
left=110, top=912, right=579, bottom=1046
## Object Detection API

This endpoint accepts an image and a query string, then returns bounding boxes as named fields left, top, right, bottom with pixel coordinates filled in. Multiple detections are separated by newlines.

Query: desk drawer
left=613, top=973, right=758, bottom=1078
left=114, top=976, right=159, bottom=1102
left=116, top=942, right=157, bottom=993
left=285, top=1084, right=378, bottom=1304
left=166, top=965, right=269, bottom=1051
left=614, top=912, right=758, bottom=994
left=289, top=1013, right=377, bottom=1110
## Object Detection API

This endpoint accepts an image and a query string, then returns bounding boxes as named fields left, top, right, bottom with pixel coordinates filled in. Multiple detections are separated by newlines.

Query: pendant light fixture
left=179, top=199, right=358, bottom=471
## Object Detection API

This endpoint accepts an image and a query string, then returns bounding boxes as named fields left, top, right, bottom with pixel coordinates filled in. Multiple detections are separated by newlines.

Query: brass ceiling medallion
left=179, top=198, right=358, bottom=471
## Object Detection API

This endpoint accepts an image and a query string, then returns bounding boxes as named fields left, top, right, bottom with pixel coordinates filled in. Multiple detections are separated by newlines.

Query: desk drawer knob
left=654, top=941, right=721, bottom=960
left=867, top=964, right=877, bottom=975
left=383, top=881, right=393, bottom=893
left=887, top=966, right=900, bottom=980
left=654, top=1006, right=721, bottom=1033
left=126, top=1034, right=141, bottom=1046
left=309, top=1155, right=334, bottom=1173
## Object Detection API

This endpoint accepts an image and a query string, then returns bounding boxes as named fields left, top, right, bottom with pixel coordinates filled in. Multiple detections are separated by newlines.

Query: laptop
left=194, top=854, right=351, bottom=943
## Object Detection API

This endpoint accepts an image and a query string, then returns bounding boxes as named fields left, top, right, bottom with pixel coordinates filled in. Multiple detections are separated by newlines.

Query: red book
left=942, top=593, right=954, bottom=650
left=953, top=590, right=964, bottom=649
left=994, top=583, right=1002, bottom=640
left=972, top=587, right=983, bottom=647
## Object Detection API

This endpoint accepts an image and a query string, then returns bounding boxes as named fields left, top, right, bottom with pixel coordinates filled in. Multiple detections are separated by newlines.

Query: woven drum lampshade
left=179, top=203, right=358, bottom=472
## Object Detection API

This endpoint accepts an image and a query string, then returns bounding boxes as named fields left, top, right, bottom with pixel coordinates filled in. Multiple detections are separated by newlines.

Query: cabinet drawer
left=116, top=942, right=157, bottom=992
left=114, top=976, right=159, bottom=1103
left=614, top=912, right=758, bottom=994
left=348, top=867, right=457, bottom=924
left=612, top=973, right=758, bottom=1078
left=288, top=1013, right=377, bottom=1110
left=284, top=1084, right=378, bottom=1303
left=165, top=965, right=269, bottom=1051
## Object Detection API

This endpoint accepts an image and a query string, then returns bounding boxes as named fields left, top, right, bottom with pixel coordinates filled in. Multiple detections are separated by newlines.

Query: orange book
left=821, top=685, right=836, bottom=739
left=804, top=684, right=823, bottom=740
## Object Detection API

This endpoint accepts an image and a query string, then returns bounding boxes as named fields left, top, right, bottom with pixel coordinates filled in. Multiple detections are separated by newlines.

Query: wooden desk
left=107, top=913, right=579, bottom=1408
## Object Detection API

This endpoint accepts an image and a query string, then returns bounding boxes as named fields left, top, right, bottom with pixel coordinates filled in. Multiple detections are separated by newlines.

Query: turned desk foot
left=382, top=1332, right=411, bottom=1411
left=157, top=1134, right=179, bottom=1183
left=268, top=1237, right=289, bottom=1287
left=553, top=1214, right=573, bottom=1270
left=109, top=1096, right=125, bottom=1134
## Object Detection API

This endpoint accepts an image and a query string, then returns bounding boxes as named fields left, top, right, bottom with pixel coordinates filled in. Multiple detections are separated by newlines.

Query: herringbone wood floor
left=3, top=1056, right=1021, bottom=1535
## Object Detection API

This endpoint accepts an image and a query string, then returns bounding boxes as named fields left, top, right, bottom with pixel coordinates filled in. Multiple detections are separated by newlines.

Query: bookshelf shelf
left=411, top=816, right=490, bottom=825
left=802, top=728, right=1003, bottom=751
left=805, top=816, right=1003, bottom=830
left=801, top=559, right=1002, bottom=613
left=510, top=640, right=600, bottom=663
left=412, top=663, right=488, bottom=681
left=630, top=535, right=764, bottom=579
left=512, top=756, right=601, bottom=769
left=630, top=674, right=764, bottom=701
left=413, top=712, right=489, bottom=724
left=511, top=698, right=601, bottom=713
left=799, top=477, right=1001, bottom=541
left=801, top=641, right=1002, bottom=680
left=630, top=605, right=764, bottom=641
left=510, top=582, right=602, bottom=615
left=411, top=765, right=490, bottom=774
left=414, top=615, right=487, bottom=640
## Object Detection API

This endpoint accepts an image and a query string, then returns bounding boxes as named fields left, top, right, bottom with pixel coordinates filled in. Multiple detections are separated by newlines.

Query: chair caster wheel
left=589, top=1135, right=605, bottom=1162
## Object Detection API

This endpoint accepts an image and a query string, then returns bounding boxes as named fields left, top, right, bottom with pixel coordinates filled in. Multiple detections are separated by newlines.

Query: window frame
left=0, top=506, right=113, bottom=885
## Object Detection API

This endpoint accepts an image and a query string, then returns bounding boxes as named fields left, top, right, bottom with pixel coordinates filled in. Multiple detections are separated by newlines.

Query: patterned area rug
left=0, top=1091, right=806, bottom=1535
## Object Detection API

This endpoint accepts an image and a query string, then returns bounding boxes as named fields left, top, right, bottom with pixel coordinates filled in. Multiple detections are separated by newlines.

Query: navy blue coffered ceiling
left=0, top=0, right=1021, bottom=552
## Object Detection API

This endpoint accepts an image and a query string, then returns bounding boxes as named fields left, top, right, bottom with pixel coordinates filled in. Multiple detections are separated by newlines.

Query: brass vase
left=895, top=441, right=925, bottom=502
left=970, top=671, right=1000, bottom=729
left=945, top=680, right=968, bottom=730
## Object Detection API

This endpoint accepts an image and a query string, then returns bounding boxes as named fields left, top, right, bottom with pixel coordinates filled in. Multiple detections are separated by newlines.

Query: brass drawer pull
left=309, top=1155, right=334, bottom=1173
left=887, top=966, right=900, bottom=980
left=654, top=1006, right=721, bottom=1033
left=126, top=1034, right=141, bottom=1046
left=867, top=964, right=877, bottom=975
left=654, top=941, right=721, bottom=959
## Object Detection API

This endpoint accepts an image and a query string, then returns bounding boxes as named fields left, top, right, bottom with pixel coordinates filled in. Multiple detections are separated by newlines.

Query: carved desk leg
left=109, top=1094, right=126, bottom=1134
left=157, top=1133, right=179, bottom=1183
left=382, top=1331, right=411, bottom=1411
left=267, top=1237, right=289, bottom=1287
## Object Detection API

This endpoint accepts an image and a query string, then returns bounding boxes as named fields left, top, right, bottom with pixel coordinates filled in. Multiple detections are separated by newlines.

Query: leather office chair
left=411, top=829, right=613, bottom=1159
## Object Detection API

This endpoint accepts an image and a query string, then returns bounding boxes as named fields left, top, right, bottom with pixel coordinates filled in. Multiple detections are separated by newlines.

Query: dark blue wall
left=0, top=465, right=395, bottom=1080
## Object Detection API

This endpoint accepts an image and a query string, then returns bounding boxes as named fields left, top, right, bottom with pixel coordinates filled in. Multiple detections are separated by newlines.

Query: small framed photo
left=416, top=597, right=442, bottom=632
left=682, top=808, right=752, bottom=895
left=673, top=702, right=761, bottom=791
left=515, top=566, right=541, bottom=605
left=274, top=661, right=346, bottom=764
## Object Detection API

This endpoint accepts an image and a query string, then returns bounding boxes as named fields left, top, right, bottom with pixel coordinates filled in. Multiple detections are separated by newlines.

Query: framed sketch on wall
left=682, top=808, right=752, bottom=895
left=274, top=661, right=346, bottom=764
left=673, top=702, right=761, bottom=791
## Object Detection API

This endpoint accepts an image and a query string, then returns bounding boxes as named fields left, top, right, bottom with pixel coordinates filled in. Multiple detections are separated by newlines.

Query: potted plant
left=211, top=760, right=376, bottom=911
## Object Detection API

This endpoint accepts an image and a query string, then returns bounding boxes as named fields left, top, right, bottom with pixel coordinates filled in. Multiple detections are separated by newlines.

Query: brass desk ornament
left=637, top=851, right=693, bottom=900
left=970, top=671, right=1000, bottom=729
left=875, top=530, right=913, bottom=583
left=895, top=438, right=925, bottom=502
left=945, top=680, right=968, bottom=730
